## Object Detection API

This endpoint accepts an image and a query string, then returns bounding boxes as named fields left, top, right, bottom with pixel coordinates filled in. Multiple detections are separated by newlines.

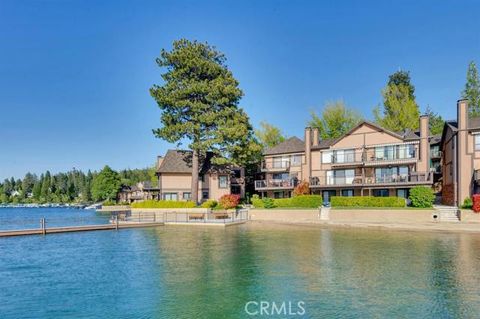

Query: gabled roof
left=264, top=137, right=305, bottom=155
left=440, top=117, right=480, bottom=145
left=156, top=150, right=231, bottom=174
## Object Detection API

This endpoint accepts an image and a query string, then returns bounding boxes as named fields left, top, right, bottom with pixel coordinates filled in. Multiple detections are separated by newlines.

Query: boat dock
left=0, top=221, right=165, bottom=237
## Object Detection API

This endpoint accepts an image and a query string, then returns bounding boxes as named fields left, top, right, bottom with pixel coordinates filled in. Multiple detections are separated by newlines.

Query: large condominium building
left=441, top=99, right=480, bottom=206
left=255, top=117, right=437, bottom=201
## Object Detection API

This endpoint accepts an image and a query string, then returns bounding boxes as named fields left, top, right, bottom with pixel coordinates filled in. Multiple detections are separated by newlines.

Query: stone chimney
left=304, top=127, right=312, bottom=182
left=312, top=128, right=319, bottom=147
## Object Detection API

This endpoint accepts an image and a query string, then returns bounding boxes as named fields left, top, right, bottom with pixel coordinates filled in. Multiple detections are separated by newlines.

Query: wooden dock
left=0, top=222, right=164, bottom=238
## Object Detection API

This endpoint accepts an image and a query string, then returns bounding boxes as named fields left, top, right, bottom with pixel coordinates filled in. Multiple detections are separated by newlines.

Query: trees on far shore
left=308, top=100, right=362, bottom=139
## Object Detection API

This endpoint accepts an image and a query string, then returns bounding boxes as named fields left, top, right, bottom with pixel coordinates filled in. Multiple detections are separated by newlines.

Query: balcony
left=309, top=172, right=432, bottom=188
left=331, top=152, right=363, bottom=166
left=255, top=179, right=296, bottom=190
left=261, top=161, right=290, bottom=172
left=364, top=151, right=417, bottom=166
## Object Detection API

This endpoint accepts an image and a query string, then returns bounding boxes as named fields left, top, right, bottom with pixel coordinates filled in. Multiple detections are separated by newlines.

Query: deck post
left=115, top=215, right=119, bottom=230
left=41, top=218, right=46, bottom=235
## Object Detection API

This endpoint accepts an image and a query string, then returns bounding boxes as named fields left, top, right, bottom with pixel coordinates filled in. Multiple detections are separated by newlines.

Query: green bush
left=462, top=197, right=473, bottom=209
left=200, top=199, right=218, bottom=208
left=273, top=195, right=323, bottom=208
left=262, top=197, right=276, bottom=208
left=131, top=200, right=196, bottom=209
left=330, top=196, right=406, bottom=208
left=408, top=186, right=435, bottom=208
left=102, top=200, right=116, bottom=206
left=251, top=194, right=264, bottom=208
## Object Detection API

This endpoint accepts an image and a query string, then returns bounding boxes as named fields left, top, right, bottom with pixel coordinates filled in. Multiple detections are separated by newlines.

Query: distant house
left=117, top=181, right=160, bottom=203
left=155, top=150, right=245, bottom=201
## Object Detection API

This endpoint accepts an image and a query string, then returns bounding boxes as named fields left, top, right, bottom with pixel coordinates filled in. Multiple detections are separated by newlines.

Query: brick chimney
left=304, top=127, right=312, bottom=182
left=457, top=99, right=470, bottom=206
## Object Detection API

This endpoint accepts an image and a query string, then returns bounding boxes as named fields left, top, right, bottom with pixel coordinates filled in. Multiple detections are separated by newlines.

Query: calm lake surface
left=1, top=208, right=480, bottom=318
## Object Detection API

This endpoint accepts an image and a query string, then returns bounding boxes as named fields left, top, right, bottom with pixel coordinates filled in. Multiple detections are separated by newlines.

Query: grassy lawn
left=331, top=206, right=433, bottom=210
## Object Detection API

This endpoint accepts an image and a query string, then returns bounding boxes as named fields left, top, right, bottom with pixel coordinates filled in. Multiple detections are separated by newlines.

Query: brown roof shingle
left=263, top=137, right=305, bottom=155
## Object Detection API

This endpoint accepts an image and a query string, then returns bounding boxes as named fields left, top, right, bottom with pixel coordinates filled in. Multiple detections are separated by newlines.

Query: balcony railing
left=365, top=150, right=417, bottom=163
left=331, top=153, right=358, bottom=164
left=255, top=179, right=296, bottom=189
left=261, top=161, right=291, bottom=172
left=309, top=172, right=432, bottom=187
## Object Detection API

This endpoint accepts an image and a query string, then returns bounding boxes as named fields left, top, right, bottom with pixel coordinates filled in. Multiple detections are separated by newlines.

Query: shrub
left=262, top=197, right=276, bottom=208
left=131, top=200, right=196, bottom=209
left=408, top=186, right=435, bottom=208
left=102, top=200, right=116, bottom=206
left=293, top=181, right=310, bottom=196
left=330, top=196, right=405, bottom=208
left=219, top=194, right=240, bottom=210
left=473, top=194, right=480, bottom=213
left=200, top=199, right=218, bottom=208
left=251, top=194, right=264, bottom=208
left=462, top=197, right=473, bottom=209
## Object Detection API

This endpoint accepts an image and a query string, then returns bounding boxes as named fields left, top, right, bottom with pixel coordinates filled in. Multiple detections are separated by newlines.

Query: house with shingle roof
left=256, top=117, right=440, bottom=201
left=154, top=150, right=245, bottom=201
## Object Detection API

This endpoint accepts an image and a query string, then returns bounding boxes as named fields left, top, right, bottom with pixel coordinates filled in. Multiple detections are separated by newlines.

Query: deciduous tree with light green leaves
left=150, top=39, right=260, bottom=204
left=255, top=121, right=286, bottom=149
left=91, top=166, right=121, bottom=202
left=308, top=100, right=362, bottom=139
left=462, top=61, right=480, bottom=117
left=374, top=71, right=420, bottom=132
left=425, top=106, right=445, bottom=135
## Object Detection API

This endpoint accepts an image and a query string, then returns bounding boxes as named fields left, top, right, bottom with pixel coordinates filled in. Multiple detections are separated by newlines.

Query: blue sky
left=0, top=0, right=479, bottom=180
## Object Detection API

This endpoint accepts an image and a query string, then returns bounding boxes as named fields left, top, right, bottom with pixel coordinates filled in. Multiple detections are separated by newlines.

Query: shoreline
left=249, top=219, right=480, bottom=234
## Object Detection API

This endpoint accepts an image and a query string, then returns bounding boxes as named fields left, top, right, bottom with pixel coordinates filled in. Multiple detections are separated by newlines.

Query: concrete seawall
left=250, top=209, right=437, bottom=223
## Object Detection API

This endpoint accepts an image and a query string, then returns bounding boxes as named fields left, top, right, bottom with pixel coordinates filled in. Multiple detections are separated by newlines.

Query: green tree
left=40, top=171, right=51, bottom=202
left=309, top=100, right=362, bottom=139
left=374, top=82, right=420, bottom=132
left=150, top=39, right=257, bottom=203
left=255, top=121, right=286, bottom=149
left=462, top=61, right=480, bottom=116
left=425, top=106, right=445, bottom=135
left=91, top=166, right=121, bottom=202
left=388, top=70, right=415, bottom=99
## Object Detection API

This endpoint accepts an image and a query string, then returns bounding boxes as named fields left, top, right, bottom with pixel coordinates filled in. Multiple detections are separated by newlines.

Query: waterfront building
left=155, top=150, right=245, bottom=201
left=117, top=181, right=160, bottom=203
left=441, top=99, right=480, bottom=206
left=255, top=117, right=437, bottom=201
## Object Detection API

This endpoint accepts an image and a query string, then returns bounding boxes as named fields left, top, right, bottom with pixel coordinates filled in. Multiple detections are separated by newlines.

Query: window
left=322, top=151, right=332, bottom=163
left=231, top=185, right=241, bottom=195
left=397, top=189, right=408, bottom=199
left=273, top=173, right=289, bottom=180
left=327, top=169, right=355, bottom=185
left=291, top=155, right=302, bottom=166
left=233, top=169, right=241, bottom=178
left=341, top=189, right=354, bottom=197
left=182, top=192, right=191, bottom=200
left=219, top=175, right=228, bottom=188
left=475, top=135, right=480, bottom=151
left=163, top=193, right=178, bottom=200
left=373, top=189, right=389, bottom=197
left=333, top=149, right=355, bottom=163
left=202, top=191, right=209, bottom=199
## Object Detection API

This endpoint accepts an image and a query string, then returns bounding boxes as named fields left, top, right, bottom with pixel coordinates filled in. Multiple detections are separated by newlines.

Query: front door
left=322, top=190, right=337, bottom=203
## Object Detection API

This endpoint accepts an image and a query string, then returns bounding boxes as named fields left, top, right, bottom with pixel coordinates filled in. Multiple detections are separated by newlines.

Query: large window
left=326, top=169, right=355, bottom=185
left=341, top=189, right=354, bottom=197
left=475, top=135, right=480, bottom=151
left=323, top=149, right=356, bottom=164
left=375, top=144, right=415, bottom=161
left=273, top=156, right=290, bottom=168
left=397, top=189, right=408, bottom=199
left=219, top=175, right=228, bottom=188
left=373, top=189, right=389, bottom=197
left=202, top=191, right=209, bottom=199
left=163, top=193, right=178, bottom=200
left=291, top=155, right=302, bottom=166
left=375, top=166, right=408, bottom=183
left=182, top=192, right=191, bottom=200
left=272, top=173, right=290, bottom=180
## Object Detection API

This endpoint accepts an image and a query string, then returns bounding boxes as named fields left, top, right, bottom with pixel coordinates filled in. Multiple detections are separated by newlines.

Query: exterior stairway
left=434, top=205, right=460, bottom=222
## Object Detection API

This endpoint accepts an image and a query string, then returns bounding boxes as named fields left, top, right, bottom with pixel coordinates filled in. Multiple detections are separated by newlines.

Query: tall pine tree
left=462, top=61, right=480, bottom=117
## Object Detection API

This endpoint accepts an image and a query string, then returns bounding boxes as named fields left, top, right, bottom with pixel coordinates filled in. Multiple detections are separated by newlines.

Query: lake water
left=1, top=208, right=480, bottom=318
